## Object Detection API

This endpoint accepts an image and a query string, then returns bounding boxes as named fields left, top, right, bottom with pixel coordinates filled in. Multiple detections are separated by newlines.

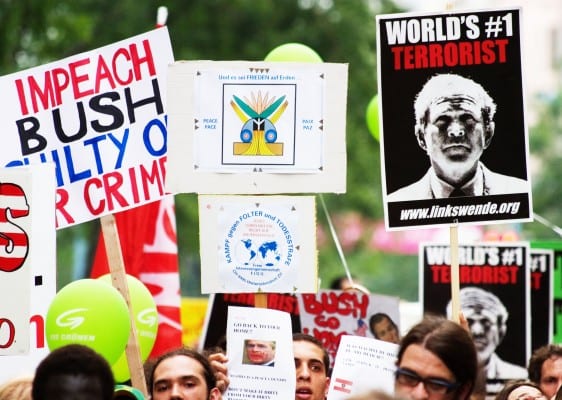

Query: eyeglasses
left=395, top=368, right=460, bottom=395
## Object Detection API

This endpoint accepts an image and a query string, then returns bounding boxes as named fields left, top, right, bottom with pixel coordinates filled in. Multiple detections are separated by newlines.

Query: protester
left=394, top=315, right=477, bottom=400
left=146, top=346, right=221, bottom=400
left=387, top=73, right=528, bottom=201
left=528, top=345, right=562, bottom=398
left=0, top=376, right=32, bottom=400
left=369, top=313, right=400, bottom=344
left=293, top=333, right=331, bottom=400
left=494, top=380, right=547, bottom=400
left=113, top=384, right=145, bottom=400
left=32, top=344, right=114, bottom=400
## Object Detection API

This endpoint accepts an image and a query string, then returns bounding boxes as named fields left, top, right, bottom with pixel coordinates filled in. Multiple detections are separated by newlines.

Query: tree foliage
left=6, top=0, right=559, bottom=302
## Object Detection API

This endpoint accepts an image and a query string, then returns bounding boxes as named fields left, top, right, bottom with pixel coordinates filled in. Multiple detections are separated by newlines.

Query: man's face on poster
left=463, top=305, right=502, bottom=363
left=420, top=94, right=490, bottom=184
left=245, top=340, right=275, bottom=365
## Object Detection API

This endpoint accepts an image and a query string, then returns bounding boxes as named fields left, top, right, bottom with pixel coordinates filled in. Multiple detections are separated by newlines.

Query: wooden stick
left=101, top=214, right=148, bottom=397
left=254, top=293, right=268, bottom=308
left=449, top=224, right=460, bottom=324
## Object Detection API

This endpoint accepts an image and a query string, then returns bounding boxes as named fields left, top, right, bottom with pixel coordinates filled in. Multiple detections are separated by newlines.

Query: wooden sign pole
left=449, top=223, right=460, bottom=324
left=100, top=214, right=148, bottom=396
left=254, top=292, right=268, bottom=308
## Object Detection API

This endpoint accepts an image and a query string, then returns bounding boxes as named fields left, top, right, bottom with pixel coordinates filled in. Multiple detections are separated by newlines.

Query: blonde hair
left=0, top=376, right=33, bottom=400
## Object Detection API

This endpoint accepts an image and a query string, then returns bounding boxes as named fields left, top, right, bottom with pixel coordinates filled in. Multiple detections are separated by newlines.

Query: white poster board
left=0, top=28, right=174, bottom=228
left=166, top=61, right=348, bottom=194
left=327, top=335, right=398, bottom=399
left=224, top=306, right=295, bottom=400
left=198, top=195, right=317, bottom=293
left=0, top=164, right=56, bottom=378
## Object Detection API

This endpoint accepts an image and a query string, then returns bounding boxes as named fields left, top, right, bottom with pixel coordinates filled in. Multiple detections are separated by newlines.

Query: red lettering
left=130, top=39, right=156, bottom=80
left=69, top=58, right=94, bottom=99
left=103, top=171, right=128, bottom=211
left=113, top=48, right=133, bottom=86
left=314, top=315, right=340, bottom=329
left=0, top=318, right=16, bottom=349
left=55, top=188, right=74, bottom=227
left=0, top=183, right=30, bottom=272
left=52, top=67, right=70, bottom=106
left=94, top=54, right=117, bottom=93
left=30, top=314, right=45, bottom=348
left=15, top=79, right=29, bottom=115
left=431, top=265, right=450, bottom=283
left=531, top=272, right=542, bottom=290
left=84, top=178, right=105, bottom=215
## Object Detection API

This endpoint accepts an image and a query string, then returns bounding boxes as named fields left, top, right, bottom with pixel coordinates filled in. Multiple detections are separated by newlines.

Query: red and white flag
left=333, top=377, right=353, bottom=394
left=90, top=196, right=182, bottom=357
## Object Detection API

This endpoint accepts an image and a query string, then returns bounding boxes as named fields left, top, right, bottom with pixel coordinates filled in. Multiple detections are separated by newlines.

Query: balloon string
left=318, top=194, right=354, bottom=287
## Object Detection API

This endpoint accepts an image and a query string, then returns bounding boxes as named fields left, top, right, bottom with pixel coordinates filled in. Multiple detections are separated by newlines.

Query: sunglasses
left=395, top=367, right=460, bottom=395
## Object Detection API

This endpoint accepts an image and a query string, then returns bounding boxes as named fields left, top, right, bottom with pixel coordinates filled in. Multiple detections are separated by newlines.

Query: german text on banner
left=377, top=8, right=532, bottom=230
left=166, top=61, right=348, bottom=195
left=0, top=28, right=174, bottom=228
left=0, top=164, right=56, bottom=378
left=198, top=195, right=318, bottom=293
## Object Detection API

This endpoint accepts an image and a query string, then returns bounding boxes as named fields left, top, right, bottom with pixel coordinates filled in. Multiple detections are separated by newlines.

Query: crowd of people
left=2, top=314, right=562, bottom=400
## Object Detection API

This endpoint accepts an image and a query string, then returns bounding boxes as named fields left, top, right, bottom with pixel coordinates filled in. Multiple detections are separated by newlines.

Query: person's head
left=395, top=315, right=477, bottom=400
left=413, top=73, right=496, bottom=186
left=292, top=333, right=330, bottom=400
left=369, top=313, right=400, bottom=344
left=244, top=340, right=275, bottom=365
left=494, top=380, right=547, bottom=400
left=447, top=287, right=508, bottom=366
left=528, top=345, right=562, bottom=398
left=147, top=347, right=220, bottom=400
left=0, top=376, right=32, bottom=400
left=32, top=344, right=114, bottom=400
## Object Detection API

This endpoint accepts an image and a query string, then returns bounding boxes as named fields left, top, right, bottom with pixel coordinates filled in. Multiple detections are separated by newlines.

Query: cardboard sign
left=297, top=289, right=400, bottom=367
left=327, top=335, right=398, bottom=400
left=198, top=195, right=317, bottom=293
left=224, top=306, right=295, bottom=400
left=529, top=249, right=553, bottom=352
left=421, top=241, right=530, bottom=395
left=200, top=293, right=301, bottom=351
left=0, top=28, right=174, bottom=228
left=377, top=8, right=532, bottom=229
left=0, top=164, right=56, bottom=378
left=165, top=61, right=348, bottom=194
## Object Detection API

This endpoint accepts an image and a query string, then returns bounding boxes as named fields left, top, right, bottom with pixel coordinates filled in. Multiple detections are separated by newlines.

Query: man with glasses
left=394, top=315, right=477, bottom=400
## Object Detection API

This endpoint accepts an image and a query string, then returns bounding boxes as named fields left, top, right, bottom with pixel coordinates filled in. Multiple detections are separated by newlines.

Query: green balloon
left=46, top=279, right=130, bottom=366
left=366, top=95, right=380, bottom=141
left=264, top=43, right=323, bottom=63
left=99, top=274, right=158, bottom=383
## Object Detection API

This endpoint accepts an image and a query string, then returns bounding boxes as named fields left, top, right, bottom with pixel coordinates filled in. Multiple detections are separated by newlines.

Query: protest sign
left=198, top=195, right=317, bottom=293
left=0, top=164, right=56, bottom=379
left=421, top=241, right=530, bottom=396
left=200, top=293, right=301, bottom=351
left=0, top=28, right=174, bottom=228
left=377, top=8, right=532, bottom=229
left=297, top=289, right=400, bottom=367
left=529, top=249, right=553, bottom=352
left=225, top=306, right=295, bottom=400
left=327, top=335, right=398, bottom=400
left=531, top=241, right=562, bottom=343
left=165, top=61, right=348, bottom=194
